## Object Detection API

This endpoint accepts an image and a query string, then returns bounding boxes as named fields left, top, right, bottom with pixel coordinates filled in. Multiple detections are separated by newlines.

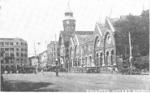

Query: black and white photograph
left=0, top=0, right=149, bottom=92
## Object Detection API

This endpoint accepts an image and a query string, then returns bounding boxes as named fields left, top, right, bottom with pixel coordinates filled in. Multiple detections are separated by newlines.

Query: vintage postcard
left=0, top=0, right=149, bottom=92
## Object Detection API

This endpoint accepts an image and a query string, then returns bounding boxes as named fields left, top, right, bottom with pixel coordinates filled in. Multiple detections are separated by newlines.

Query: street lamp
left=55, top=58, right=59, bottom=76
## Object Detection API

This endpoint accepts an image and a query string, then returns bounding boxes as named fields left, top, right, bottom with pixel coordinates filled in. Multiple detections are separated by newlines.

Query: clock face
left=66, top=21, right=69, bottom=24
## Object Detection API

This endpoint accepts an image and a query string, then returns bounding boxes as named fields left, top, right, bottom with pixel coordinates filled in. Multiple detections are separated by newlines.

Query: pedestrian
left=17, top=70, right=19, bottom=74
left=115, top=67, right=118, bottom=75
left=41, top=69, right=44, bottom=75
left=55, top=67, right=59, bottom=77
left=10, top=70, right=12, bottom=75
left=1, top=73, right=4, bottom=91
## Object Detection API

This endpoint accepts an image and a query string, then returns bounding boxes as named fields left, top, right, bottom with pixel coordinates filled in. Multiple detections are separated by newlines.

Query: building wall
left=39, top=50, right=47, bottom=68
left=0, top=38, right=28, bottom=72
left=47, top=41, right=58, bottom=66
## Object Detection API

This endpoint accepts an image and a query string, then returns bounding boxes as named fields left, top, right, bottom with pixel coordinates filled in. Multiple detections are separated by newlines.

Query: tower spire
left=65, top=2, right=72, bottom=13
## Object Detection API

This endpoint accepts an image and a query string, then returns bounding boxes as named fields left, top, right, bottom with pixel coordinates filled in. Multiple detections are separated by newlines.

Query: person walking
left=55, top=66, right=59, bottom=76
left=1, top=73, right=4, bottom=91
left=41, top=69, right=44, bottom=75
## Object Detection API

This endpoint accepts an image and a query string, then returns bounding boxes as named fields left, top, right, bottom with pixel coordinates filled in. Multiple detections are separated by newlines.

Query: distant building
left=28, top=56, right=39, bottom=68
left=0, top=37, right=28, bottom=73
left=39, top=50, right=47, bottom=68
left=47, top=41, right=58, bottom=66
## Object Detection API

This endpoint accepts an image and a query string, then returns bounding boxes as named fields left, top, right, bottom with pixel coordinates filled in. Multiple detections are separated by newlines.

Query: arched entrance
left=10, top=65, right=16, bottom=73
left=60, top=58, right=64, bottom=69
left=70, top=47, right=73, bottom=67
left=100, top=53, right=103, bottom=66
left=89, top=56, right=92, bottom=67
left=85, top=57, right=87, bottom=67
left=111, top=50, right=114, bottom=65
left=105, top=51, right=109, bottom=65
left=82, top=57, right=84, bottom=67
left=74, top=45, right=77, bottom=67
left=78, top=57, right=81, bottom=67
left=75, top=58, right=77, bottom=67
left=96, top=53, right=99, bottom=66
left=17, top=65, right=20, bottom=71
left=103, top=31, right=115, bottom=66
left=5, top=65, right=10, bottom=72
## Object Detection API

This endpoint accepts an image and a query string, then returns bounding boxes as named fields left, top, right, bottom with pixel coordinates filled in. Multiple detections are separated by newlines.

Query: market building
left=58, top=4, right=131, bottom=73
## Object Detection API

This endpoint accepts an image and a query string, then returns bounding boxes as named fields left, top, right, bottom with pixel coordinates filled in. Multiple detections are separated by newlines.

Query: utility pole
left=55, top=34, right=59, bottom=76
left=81, top=47, right=83, bottom=73
left=34, top=42, right=38, bottom=73
left=55, top=34, right=57, bottom=61
left=129, top=32, right=133, bottom=67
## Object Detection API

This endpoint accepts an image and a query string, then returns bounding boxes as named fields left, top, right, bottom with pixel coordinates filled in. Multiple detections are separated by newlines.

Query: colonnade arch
left=103, top=31, right=115, bottom=66
left=94, top=30, right=116, bottom=67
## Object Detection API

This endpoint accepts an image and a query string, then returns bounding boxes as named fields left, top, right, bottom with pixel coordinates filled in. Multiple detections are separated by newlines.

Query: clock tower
left=63, top=3, right=76, bottom=33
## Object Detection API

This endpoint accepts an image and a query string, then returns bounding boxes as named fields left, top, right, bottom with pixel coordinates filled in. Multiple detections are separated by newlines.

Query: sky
left=0, top=0, right=149, bottom=57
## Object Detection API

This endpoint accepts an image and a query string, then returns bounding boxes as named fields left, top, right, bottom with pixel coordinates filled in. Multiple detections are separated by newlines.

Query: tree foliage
left=114, top=10, right=149, bottom=56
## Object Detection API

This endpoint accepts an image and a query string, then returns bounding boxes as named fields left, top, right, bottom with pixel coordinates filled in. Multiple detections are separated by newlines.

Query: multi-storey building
left=0, top=37, right=28, bottom=73
left=47, top=41, right=58, bottom=66
left=39, top=50, right=47, bottom=69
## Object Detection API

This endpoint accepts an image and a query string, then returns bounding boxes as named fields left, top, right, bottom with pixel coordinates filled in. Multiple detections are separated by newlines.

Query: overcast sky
left=0, top=0, right=149, bottom=57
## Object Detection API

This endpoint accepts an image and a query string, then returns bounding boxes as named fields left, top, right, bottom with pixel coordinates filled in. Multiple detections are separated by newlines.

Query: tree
left=114, top=10, right=149, bottom=56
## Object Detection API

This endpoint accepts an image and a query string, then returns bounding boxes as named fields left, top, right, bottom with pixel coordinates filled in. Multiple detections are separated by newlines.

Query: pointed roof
left=65, top=2, right=72, bottom=13
left=105, top=17, right=115, bottom=32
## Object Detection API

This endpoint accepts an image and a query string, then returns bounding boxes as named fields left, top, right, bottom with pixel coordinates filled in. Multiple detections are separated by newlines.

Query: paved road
left=2, top=72, right=150, bottom=92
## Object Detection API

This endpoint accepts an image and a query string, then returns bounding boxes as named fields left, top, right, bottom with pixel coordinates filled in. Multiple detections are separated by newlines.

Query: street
left=2, top=72, right=150, bottom=92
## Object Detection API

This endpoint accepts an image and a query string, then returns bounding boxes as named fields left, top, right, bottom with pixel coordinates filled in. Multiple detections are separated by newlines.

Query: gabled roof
left=94, top=22, right=107, bottom=37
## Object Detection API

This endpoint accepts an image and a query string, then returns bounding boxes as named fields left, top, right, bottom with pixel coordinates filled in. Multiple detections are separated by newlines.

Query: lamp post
left=55, top=58, right=59, bottom=76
